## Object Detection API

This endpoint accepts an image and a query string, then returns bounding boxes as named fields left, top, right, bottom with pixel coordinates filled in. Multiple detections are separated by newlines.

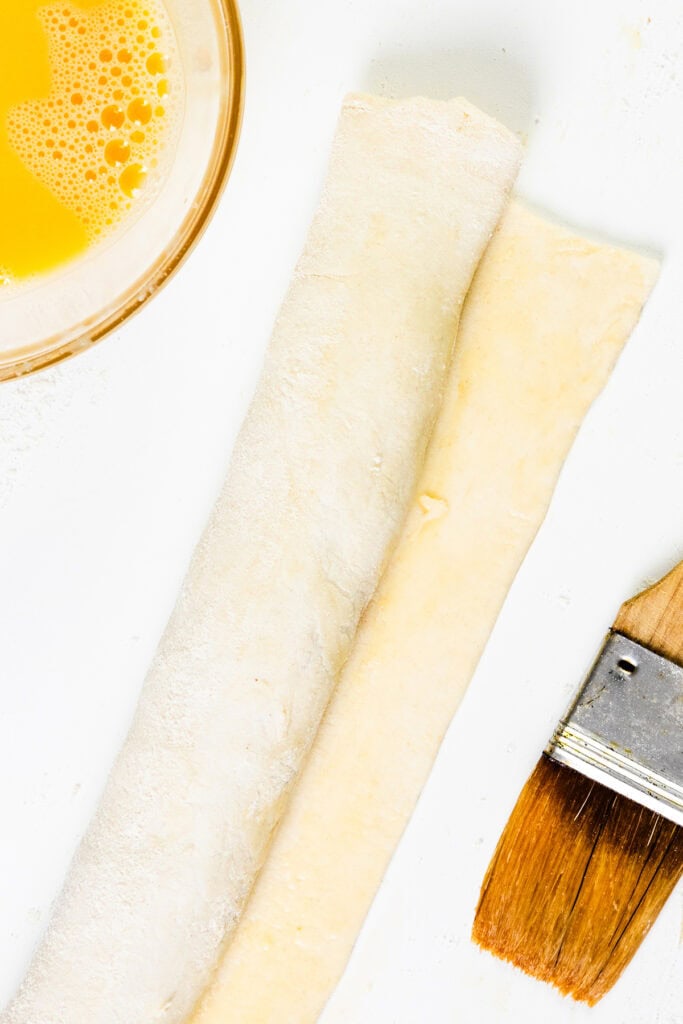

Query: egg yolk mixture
left=0, top=0, right=182, bottom=284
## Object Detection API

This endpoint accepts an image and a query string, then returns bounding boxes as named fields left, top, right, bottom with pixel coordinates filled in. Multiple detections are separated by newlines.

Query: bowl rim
left=0, top=0, right=245, bottom=384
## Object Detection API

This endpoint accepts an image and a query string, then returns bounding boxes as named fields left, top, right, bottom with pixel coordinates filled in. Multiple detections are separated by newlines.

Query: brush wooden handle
left=614, top=560, right=683, bottom=664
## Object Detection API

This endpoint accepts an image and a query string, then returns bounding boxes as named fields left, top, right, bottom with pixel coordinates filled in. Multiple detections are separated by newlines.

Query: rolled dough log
left=1, top=96, right=521, bottom=1024
left=190, top=202, right=659, bottom=1024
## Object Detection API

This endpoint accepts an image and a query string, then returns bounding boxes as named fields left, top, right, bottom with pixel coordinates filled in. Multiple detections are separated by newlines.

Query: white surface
left=1, top=0, right=682, bottom=1021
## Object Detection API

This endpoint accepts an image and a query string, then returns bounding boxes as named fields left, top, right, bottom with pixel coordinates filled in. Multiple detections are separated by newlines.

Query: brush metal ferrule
left=546, top=631, right=683, bottom=827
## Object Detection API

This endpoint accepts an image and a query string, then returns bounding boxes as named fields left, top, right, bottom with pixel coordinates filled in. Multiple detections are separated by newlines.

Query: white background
left=2, top=0, right=683, bottom=1021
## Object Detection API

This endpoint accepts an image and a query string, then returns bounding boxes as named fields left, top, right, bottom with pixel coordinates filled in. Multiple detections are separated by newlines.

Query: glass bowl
left=0, top=0, right=244, bottom=382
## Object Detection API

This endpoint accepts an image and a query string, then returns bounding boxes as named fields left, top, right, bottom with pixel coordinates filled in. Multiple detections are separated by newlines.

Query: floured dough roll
left=189, top=202, right=659, bottom=1024
left=2, top=95, right=521, bottom=1024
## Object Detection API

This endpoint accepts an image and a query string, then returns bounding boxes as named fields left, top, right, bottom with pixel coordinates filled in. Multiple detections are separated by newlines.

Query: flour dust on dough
left=1, top=95, right=521, bottom=1024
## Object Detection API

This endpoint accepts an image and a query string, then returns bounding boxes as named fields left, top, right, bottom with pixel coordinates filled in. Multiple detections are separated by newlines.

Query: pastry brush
left=472, top=559, right=683, bottom=1005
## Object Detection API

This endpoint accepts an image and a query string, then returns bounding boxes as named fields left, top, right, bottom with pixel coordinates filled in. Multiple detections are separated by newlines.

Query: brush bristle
left=472, top=753, right=683, bottom=1005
